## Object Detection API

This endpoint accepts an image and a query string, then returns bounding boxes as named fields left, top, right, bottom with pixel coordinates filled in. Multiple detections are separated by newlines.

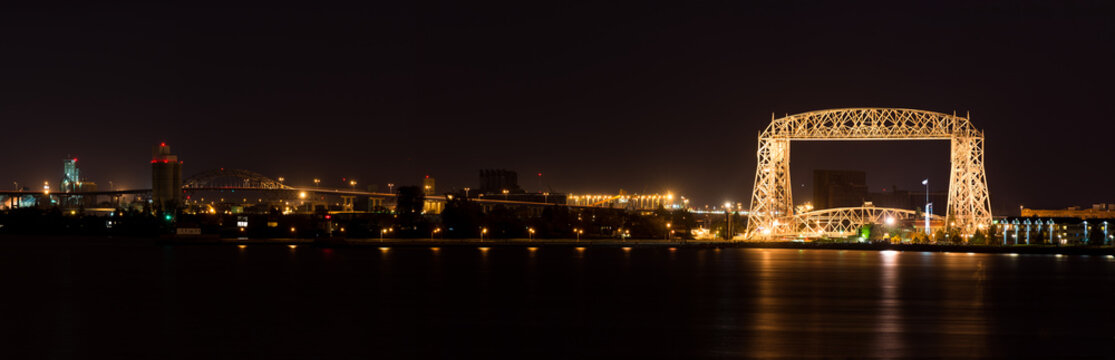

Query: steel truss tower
left=744, top=108, right=991, bottom=240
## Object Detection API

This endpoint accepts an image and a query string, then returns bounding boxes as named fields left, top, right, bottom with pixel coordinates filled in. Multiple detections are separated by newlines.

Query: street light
left=349, top=180, right=357, bottom=191
left=502, top=188, right=509, bottom=200
left=574, top=228, right=583, bottom=242
left=666, top=222, right=672, bottom=241
left=432, top=227, right=441, bottom=239
left=528, top=227, right=535, bottom=241
left=463, top=187, right=471, bottom=198
left=313, top=178, right=321, bottom=187
left=480, top=227, right=488, bottom=242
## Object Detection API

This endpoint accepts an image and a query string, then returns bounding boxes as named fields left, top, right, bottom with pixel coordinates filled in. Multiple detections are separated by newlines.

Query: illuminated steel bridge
left=745, top=108, right=992, bottom=240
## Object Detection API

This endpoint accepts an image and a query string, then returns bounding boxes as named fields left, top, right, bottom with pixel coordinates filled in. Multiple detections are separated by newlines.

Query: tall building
left=151, top=142, right=182, bottom=211
left=813, top=169, right=946, bottom=214
left=422, top=175, right=436, bottom=195
left=479, top=169, right=521, bottom=194
left=813, top=170, right=868, bottom=209
left=60, top=158, right=80, bottom=193
left=869, top=185, right=946, bottom=215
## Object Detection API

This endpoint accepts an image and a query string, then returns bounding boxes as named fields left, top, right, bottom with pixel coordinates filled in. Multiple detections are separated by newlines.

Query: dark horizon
left=2, top=1, right=1112, bottom=213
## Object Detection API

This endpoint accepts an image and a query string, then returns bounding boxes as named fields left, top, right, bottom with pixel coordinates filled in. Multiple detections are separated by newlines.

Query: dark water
left=1, top=240, right=1113, bottom=358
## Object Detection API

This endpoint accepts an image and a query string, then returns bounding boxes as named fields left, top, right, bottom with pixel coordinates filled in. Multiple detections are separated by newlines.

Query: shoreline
left=2, top=235, right=1113, bottom=255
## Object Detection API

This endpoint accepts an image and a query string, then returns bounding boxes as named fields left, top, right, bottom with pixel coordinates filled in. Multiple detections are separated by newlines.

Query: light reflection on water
left=871, top=249, right=903, bottom=357
left=5, top=242, right=1111, bottom=358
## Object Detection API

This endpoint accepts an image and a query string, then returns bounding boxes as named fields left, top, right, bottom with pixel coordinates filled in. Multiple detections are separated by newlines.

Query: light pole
left=1083, top=220, right=1089, bottom=245
left=480, top=227, right=488, bottom=242
left=432, top=227, right=441, bottom=239
left=502, top=189, right=509, bottom=200
left=464, top=187, right=471, bottom=199
left=387, top=183, right=395, bottom=194
left=666, top=222, right=672, bottom=241
left=574, top=228, right=582, bottom=242
left=922, top=179, right=930, bottom=236
left=528, top=227, right=535, bottom=242
left=313, top=178, right=321, bottom=188
left=350, top=180, right=357, bottom=191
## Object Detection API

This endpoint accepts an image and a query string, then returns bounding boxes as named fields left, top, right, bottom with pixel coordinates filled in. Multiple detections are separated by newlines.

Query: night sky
left=2, top=1, right=1112, bottom=213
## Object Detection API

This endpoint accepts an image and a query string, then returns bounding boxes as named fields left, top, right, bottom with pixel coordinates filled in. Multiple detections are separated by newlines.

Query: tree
left=933, top=229, right=948, bottom=244
left=910, top=231, right=930, bottom=244
left=394, top=186, right=428, bottom=237
left=441, top=197, right=482, bottom=238
left=970, top=230, right=987, bottom=245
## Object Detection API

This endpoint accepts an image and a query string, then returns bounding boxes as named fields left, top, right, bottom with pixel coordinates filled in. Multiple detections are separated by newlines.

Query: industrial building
left=151, top=142, right=182, bottom=211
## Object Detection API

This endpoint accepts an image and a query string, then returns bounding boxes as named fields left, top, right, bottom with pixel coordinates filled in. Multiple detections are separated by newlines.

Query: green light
left=164, top=214, right=173, bottom=221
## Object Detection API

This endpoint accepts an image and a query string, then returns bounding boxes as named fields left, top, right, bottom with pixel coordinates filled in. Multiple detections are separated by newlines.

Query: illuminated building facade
left=567, top=192, right=687, bottom=210
left=1001, top=216, right=1112, bottom=245
left=1021, top=204, right=1115, bottom=220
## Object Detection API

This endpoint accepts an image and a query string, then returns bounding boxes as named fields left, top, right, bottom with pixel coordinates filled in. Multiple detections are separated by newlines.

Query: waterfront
left=1, top=238, right=1112, bottom=358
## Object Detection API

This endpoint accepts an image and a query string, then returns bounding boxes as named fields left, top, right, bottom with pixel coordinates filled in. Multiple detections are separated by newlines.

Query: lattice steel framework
left=183, top=169, right=293, bottom=190
left=792, top=206, right=944, bottom=238
left=745, top=108, right=991, bottom=239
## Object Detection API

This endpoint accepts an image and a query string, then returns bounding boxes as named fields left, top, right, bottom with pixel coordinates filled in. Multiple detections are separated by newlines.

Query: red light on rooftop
left=160, top=142, right=166, bottom=147
left=324, top=215, right=332, bottom=220
left=73, top=158, right=78, bottom=162
left=425, top=175, right=429, bottom=179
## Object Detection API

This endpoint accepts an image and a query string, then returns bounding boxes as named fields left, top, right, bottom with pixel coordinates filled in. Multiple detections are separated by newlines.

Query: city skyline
left=1, top=3, right=1112, bottom=358
left=2, top=2, right=1112, bottom=211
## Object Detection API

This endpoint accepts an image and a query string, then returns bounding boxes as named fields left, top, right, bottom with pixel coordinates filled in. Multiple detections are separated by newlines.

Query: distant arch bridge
left=788, top=206, right=944, bottom=238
